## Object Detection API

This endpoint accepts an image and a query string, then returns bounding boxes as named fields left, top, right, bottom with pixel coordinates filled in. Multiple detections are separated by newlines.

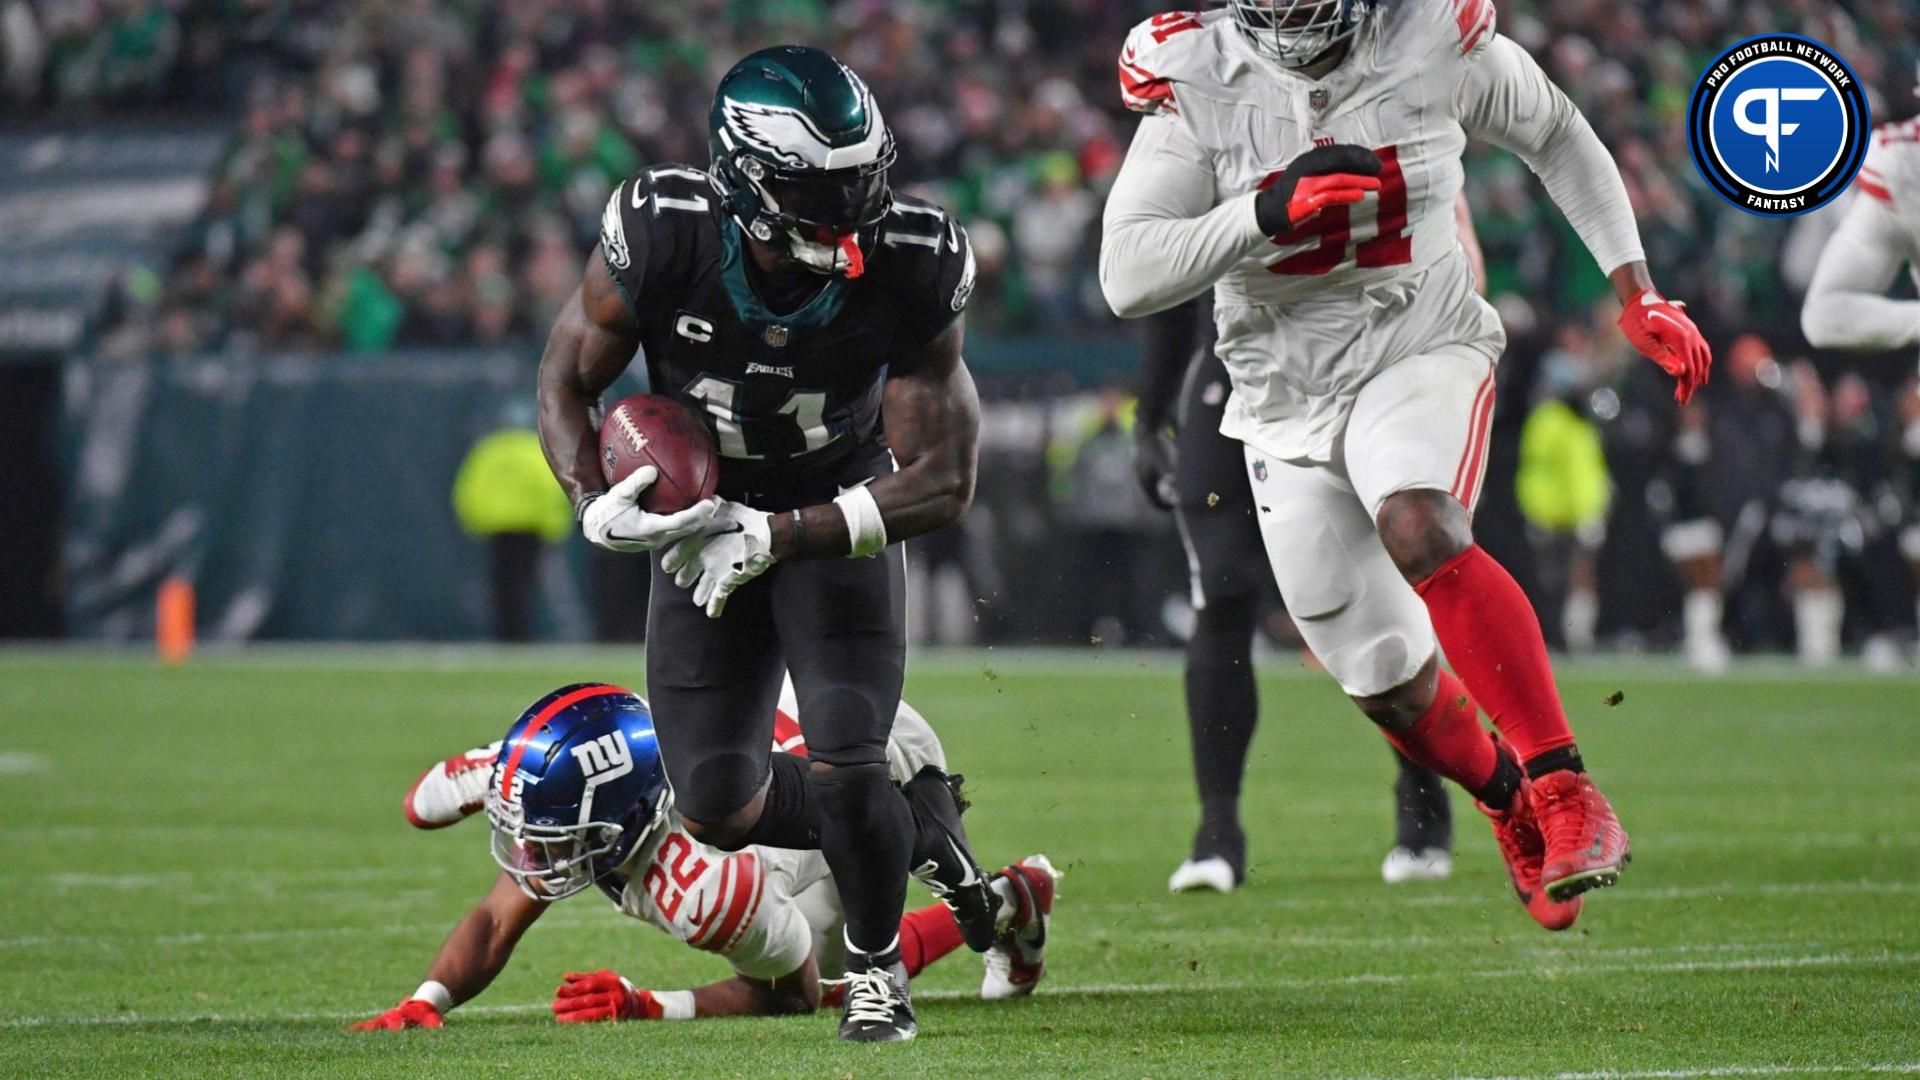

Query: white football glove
left=579, top=467, right=719, bottom=554
left=660, top=501, right=776, bottom=619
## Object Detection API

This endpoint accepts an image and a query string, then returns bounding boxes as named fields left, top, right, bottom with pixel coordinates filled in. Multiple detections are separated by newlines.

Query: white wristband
left=411, top=979, right=453, bottom=1014
left=654, top=989, right=695, bottom=1021
left=832, top=484, right=888, bottom=558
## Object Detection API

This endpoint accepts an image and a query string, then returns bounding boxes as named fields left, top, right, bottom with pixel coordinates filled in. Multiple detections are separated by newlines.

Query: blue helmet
left=485, top=684, right=668, bottom=900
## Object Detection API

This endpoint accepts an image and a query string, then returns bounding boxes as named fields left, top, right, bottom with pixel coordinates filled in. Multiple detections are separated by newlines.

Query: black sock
left=812, top=761, right=914, bottom=954
left=1185, top=594, right=1259, bottom=859
left=1474, top=749, right=1525, bottom=811
left=1391, top=747, right=1453, bottom=851
left=736, top=752, right=820, bottom=850
left=1523, top=745, right=1585, bottom=780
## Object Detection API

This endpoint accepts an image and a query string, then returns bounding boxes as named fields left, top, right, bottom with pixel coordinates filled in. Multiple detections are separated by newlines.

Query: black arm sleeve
left=1136, top=296, right=1205, bottom=434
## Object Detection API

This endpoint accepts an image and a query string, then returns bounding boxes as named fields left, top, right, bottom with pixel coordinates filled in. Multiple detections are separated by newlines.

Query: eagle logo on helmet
left=721, top=98, right=835, bottom=170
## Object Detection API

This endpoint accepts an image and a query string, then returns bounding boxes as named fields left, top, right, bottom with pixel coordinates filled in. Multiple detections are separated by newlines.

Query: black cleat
left=902, top=766, right=1001, bottom=952
left=836, top=950, right=916, bottom=1043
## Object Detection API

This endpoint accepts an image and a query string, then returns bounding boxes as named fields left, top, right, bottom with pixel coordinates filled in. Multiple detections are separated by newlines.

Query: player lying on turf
left=354, top=683, right=1057, bottom=1029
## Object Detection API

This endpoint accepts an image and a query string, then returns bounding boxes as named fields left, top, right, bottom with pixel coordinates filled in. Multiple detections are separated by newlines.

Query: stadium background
left=2, top=0, right=1918, bottom=663
left=3, top=5, right=1919, bottom=1077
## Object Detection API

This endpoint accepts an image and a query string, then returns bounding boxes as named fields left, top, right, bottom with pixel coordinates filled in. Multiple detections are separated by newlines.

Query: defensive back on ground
left=0, top=649, right=1914, bottom=1078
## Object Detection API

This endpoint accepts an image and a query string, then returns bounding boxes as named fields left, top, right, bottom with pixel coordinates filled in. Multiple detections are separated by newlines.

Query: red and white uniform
left=1801, top=118, right=1920, bottom=357
left=601, top=687, right=945, bottom=980
left=1099, top=5, right=1646, bottom=696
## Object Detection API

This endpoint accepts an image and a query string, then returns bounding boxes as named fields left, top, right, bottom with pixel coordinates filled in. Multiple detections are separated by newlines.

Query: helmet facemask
left=486, top=785, right=664, bottom=901
left=719, top=141, right=895, bottom=280
left=1228, top=0, right=1368, bottom=69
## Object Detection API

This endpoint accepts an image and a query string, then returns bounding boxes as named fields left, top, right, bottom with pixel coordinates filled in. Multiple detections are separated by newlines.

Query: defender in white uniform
left=1801, top=72, right=1920, bottom=657
left=1100, top=1, right=1711, bottom=928
left=355, top=684, right=1058, bottom=1029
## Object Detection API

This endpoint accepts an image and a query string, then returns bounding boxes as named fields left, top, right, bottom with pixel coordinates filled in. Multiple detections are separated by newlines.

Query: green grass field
left=2, top=647, right=1917, bottom=1078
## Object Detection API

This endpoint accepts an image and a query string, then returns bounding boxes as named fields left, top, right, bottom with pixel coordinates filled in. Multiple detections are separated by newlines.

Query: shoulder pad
left=1378, top=0, right=1496, bottom=64
left=1448, top=0, right=1498, bottom=60
left=1860, top=119, right=1920, bottom=207
left=1118, top=10, right=1224, bottom=115
left=876, top=198, right=974, bottom=348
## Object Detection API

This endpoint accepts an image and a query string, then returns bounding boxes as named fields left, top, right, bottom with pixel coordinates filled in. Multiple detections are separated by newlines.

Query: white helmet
left=1226, top=0, right=1370, bottom=69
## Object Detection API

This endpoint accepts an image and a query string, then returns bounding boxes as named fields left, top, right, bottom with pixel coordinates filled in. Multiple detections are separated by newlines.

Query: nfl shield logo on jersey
left=764, top=324, right=791, bottom=347
left=1251, top=459, right=1268, bottom=482
left=1308, top=88, right=1330, bottom=112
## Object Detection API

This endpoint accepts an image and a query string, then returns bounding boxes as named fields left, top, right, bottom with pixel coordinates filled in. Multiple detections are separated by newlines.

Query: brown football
left=598, top=394, right=720, bottom=514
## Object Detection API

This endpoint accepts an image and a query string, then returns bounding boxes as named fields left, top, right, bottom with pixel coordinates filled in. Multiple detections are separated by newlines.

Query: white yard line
left=3, top=951, right=1912, bottom=1030
left=5, top=642, right=1913, bottom=684
left=1439, top=1065, right=1920, bottom=1080
left=4, top=875, right=1910, bottom=949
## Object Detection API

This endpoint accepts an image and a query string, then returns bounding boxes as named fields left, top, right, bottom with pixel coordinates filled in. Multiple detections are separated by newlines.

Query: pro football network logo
left=1687, top=34, right=1869, bottom=217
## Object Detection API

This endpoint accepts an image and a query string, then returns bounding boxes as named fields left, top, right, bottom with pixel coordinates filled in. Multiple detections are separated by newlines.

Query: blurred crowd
left=14, top=0, right=1920, bottom=659
left=1504, top=324, right=1920, bottom=672
left=19, top=0, right=1908, bottom=357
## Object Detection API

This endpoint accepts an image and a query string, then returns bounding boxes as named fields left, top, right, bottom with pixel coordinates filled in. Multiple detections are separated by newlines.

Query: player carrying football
left=533, top=47, right=982, bottom=1040
left=1100, top=2, right=1714, bottom=929
left=353, top=684, right=1057, bottom=1030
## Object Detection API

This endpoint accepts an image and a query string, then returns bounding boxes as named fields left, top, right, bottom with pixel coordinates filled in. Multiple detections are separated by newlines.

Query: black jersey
left=598, top=165, right=974, bottom=499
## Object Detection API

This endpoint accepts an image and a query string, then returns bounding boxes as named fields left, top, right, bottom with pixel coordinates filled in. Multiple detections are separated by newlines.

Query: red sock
left=1378, top=667, right=1499, bottom=793
left=897, top=903, right=967, bottom=978
left=1415, top=545, right=1577, bottom=764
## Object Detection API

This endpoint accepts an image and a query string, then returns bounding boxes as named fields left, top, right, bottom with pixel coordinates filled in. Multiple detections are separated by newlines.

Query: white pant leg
left=1342, top=346, right=1499, bottom=517
left=885, top=699, right=948, bottom=784
left=789, top=877, right=847, bottom=977
left=1242, top=447, right=1436, bottom=697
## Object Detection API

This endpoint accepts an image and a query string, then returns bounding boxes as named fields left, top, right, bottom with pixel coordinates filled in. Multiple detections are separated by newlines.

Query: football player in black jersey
left=534, top=46, right=985, bottom=1044
left=1135, top=296, right=1455, bottom=894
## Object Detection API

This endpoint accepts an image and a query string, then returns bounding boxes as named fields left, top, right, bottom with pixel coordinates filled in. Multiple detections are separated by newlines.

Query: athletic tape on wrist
left=832, top=485, right=887, bottom=558
left=574, top=491, right=606, bottom=522
left=654, top=989, right=695, bottom=1020
left=411, top=980, right=453, bottom=1014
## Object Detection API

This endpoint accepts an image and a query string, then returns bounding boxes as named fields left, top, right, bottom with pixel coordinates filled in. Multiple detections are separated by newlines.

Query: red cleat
left=1531, top=769, right=1631, bottom=902
left=1479, top=778, right=1583, bottom=931
left=982, top=855, right=1060, bottom=1000
left=402, top=742, right=501, bottom=829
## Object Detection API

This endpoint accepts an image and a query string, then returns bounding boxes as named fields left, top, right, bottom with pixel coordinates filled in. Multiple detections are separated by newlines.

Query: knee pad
left=673, top=750, right=765, bottom=827
left=793, top=685, right=892, bottom=769
left=1320, top=626, right=1430, bottom=699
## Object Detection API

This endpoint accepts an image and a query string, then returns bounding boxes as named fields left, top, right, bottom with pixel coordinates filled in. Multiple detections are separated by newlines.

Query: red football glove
left=349, top=998, right=444, bottom=1031
left=1618, top=288, right=1713, bottom=404
left=1254, top=144, right=1384, bottom=235
left=550, top=970, right=662, bottom=1023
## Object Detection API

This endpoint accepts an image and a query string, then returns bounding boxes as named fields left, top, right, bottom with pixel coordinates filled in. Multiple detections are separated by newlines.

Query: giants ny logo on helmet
left=1687, top=34, right=1870, bottom=217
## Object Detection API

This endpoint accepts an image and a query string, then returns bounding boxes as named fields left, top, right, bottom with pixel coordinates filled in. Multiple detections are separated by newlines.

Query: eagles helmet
left=484, top=683, right=667, bottom=901
left=1228, top=0, right=1371, bottom=68
left=709, top=45, right=896, bottom=280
